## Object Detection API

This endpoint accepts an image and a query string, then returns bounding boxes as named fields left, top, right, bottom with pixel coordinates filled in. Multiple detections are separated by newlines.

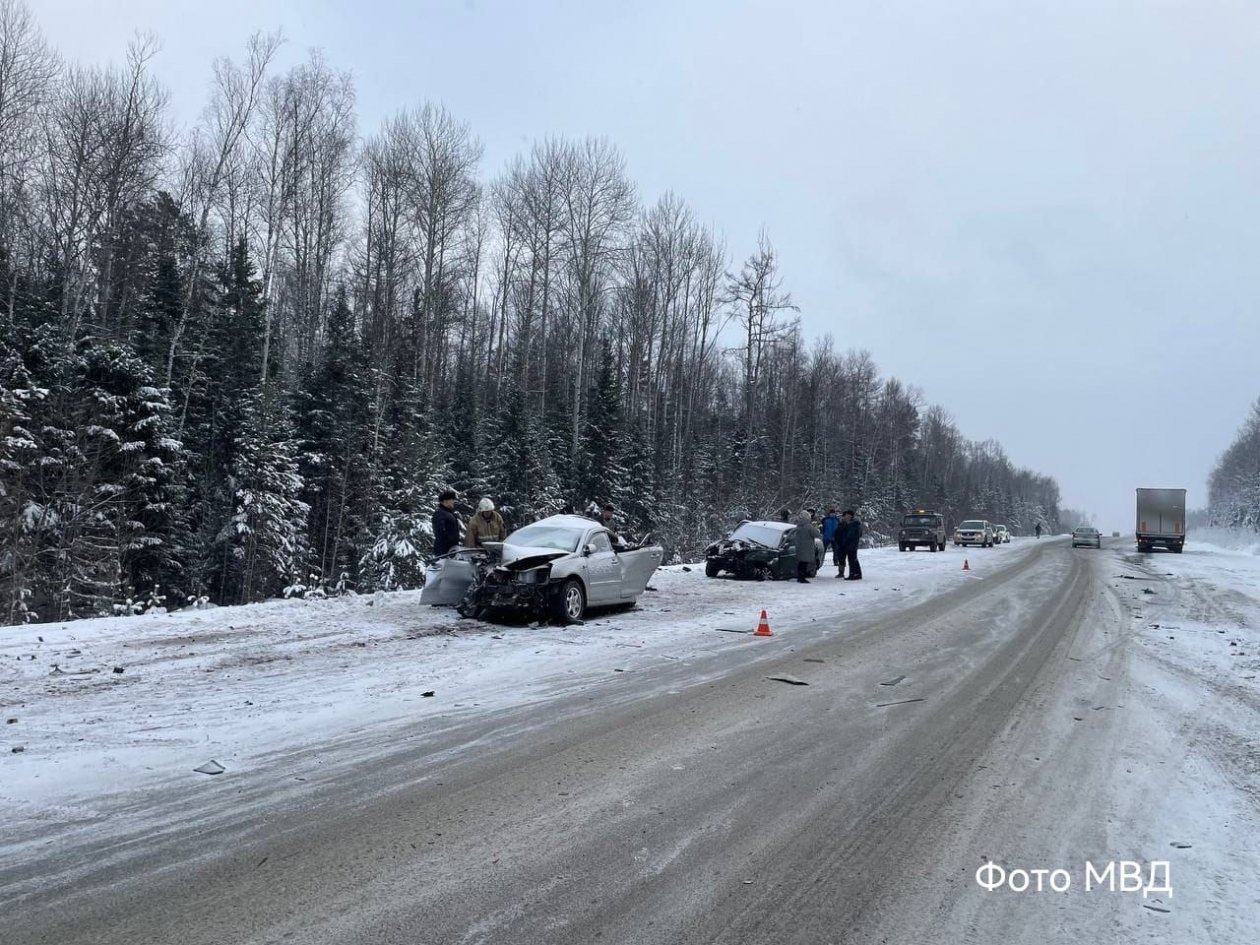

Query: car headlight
left=513, top=566, right=550, bottom=585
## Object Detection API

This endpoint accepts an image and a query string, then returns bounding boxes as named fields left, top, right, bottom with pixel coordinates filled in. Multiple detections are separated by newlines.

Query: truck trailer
left=1135, top=488, right=1187, bottom=553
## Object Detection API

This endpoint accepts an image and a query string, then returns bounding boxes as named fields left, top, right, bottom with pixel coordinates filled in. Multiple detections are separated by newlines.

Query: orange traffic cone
left=962, top=559, right=971, bottom=571
left=754, top=609, right=774, bottom=637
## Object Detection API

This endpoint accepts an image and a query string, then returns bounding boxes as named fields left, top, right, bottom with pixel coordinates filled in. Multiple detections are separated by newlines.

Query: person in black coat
left=835, top=510, right=863, bottom=580
left=432, top=490, right=462, bottom=558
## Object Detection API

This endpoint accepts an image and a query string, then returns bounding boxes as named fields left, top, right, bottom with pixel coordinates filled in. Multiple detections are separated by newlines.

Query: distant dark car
left=1071, top=526, right=1102, bottom=549
left=898, top=509, right=946, bottom=552
left=705, top=521, right=825, bottom=581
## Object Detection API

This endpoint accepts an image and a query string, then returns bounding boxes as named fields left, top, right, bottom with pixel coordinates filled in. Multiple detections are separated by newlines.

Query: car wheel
left=929, top=542, right=937, bottom=552
left=705, top=559, right=720, bottom=578
left=552, top=578, right=586, bottom=624
left=898, top=543, right=906, bottom=552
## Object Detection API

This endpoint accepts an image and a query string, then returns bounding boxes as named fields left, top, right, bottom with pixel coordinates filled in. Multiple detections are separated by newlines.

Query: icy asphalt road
left=5, top=538, right=1257, bottom=945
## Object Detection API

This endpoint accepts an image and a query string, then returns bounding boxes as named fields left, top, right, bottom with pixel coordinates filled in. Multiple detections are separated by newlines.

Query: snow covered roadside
left=1100, top=540, right=1260, bottom=944
left=0, top=540, right=1032, bottom=882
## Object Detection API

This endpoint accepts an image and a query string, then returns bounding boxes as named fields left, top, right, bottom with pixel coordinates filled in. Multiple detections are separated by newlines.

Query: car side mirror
left=583, top=543, right=597, bottom=556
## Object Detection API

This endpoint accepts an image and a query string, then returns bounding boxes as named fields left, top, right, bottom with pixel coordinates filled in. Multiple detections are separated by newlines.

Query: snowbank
left=1187, top=526, right=1260, bottom=555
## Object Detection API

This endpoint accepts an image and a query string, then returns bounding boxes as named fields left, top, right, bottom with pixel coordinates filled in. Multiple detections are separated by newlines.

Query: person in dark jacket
left=835, top=510, right=863, bottom=580
left=794, top=511, right=821, bottom=583
left=821, top=508, right=840, bottom=564
left=432, top=490, right=461, bottom=558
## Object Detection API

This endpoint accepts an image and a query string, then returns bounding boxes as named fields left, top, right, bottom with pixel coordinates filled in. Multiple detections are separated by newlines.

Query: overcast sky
left=37, top=0, right=1260, bottom=531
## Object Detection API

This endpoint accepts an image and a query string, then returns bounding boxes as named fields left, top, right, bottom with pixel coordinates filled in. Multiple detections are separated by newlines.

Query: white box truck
left=1135, top=488, right=1187, bottom=553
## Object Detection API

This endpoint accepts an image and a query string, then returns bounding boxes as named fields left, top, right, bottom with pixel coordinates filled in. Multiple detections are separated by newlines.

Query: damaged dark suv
left=704, top=520, right=825, bottom=581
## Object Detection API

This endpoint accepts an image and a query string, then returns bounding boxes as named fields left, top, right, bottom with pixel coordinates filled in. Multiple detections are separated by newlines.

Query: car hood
left=498, top=545, right=572, bottom=568
left=711, top=538, right=778, bottom=555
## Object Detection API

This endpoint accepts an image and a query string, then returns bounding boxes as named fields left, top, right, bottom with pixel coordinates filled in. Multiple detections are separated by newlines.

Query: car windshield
left=729, top=523, right=788, bottom=547
left=1075, top=527, right=1096, bottom=534
left=506, top=524, right=584, bottom=553
left=959, top=520, right=985, bottom=529
left=902, top=515, right=940, bottom=526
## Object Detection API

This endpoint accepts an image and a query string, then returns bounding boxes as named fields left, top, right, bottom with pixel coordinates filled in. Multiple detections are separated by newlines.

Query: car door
left=618, top=545, right=664, bottom=599
left=584, top=530, right=624, bottom=605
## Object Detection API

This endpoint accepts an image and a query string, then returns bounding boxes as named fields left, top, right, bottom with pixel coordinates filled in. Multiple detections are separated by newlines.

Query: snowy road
left=3, top=538, right=1258, bottom=944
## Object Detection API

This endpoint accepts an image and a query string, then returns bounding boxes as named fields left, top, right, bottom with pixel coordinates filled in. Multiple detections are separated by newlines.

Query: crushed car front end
left=705, top=538, right=786, bottom=580
left=459, top=553, right=567, bottom=618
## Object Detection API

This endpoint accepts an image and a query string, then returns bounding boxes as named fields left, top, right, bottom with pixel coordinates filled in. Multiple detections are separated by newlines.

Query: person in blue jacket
left=821, top=508, right=841, bottom=564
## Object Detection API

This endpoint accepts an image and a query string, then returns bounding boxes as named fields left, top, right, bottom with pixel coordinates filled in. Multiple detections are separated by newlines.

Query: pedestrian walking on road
left=835, top=510, right=863, bottom=580
left=794, top=511, right=820, bottom=583
left=1035, top=522, right=1043, bottom=539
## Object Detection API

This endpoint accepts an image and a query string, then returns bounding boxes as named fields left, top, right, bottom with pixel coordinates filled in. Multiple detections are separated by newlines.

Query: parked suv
left=898, top=509, right=946, bottom=552
left=954, top=520, right=995, bottom=547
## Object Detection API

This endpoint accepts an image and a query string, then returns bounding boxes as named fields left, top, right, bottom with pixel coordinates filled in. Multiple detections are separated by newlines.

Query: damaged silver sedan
left=420, top=515, right=664, bottom=623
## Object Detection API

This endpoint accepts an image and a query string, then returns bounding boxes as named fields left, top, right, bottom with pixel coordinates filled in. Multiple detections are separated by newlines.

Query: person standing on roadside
left=821, top=507, right=841, bottom=565
left=835, top=509, right=863, bottom=580
left=432, top=490, right=462, bottom=558
left=794, top=511, right=821, bottom=583
left=466, top=498, right=507, bottom=548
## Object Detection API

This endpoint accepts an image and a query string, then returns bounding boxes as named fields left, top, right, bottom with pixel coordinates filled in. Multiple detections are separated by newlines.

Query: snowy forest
left=1209, top=398, right=1260, bottom=531
left=0, top=3, right=1065, bottom=624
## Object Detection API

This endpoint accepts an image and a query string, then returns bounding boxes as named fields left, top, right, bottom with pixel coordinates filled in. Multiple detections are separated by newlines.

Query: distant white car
left=954, top=520, right=995, bottom=547
left=1071, top=526, right=1102, bottom=549
left=994, top=524, right=1011, bottom=544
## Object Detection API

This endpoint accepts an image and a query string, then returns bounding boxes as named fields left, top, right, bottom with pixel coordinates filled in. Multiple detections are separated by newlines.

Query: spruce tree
left=216, top=394, right=311, bottom=603
left=294, top=286, right=374, bottom=591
